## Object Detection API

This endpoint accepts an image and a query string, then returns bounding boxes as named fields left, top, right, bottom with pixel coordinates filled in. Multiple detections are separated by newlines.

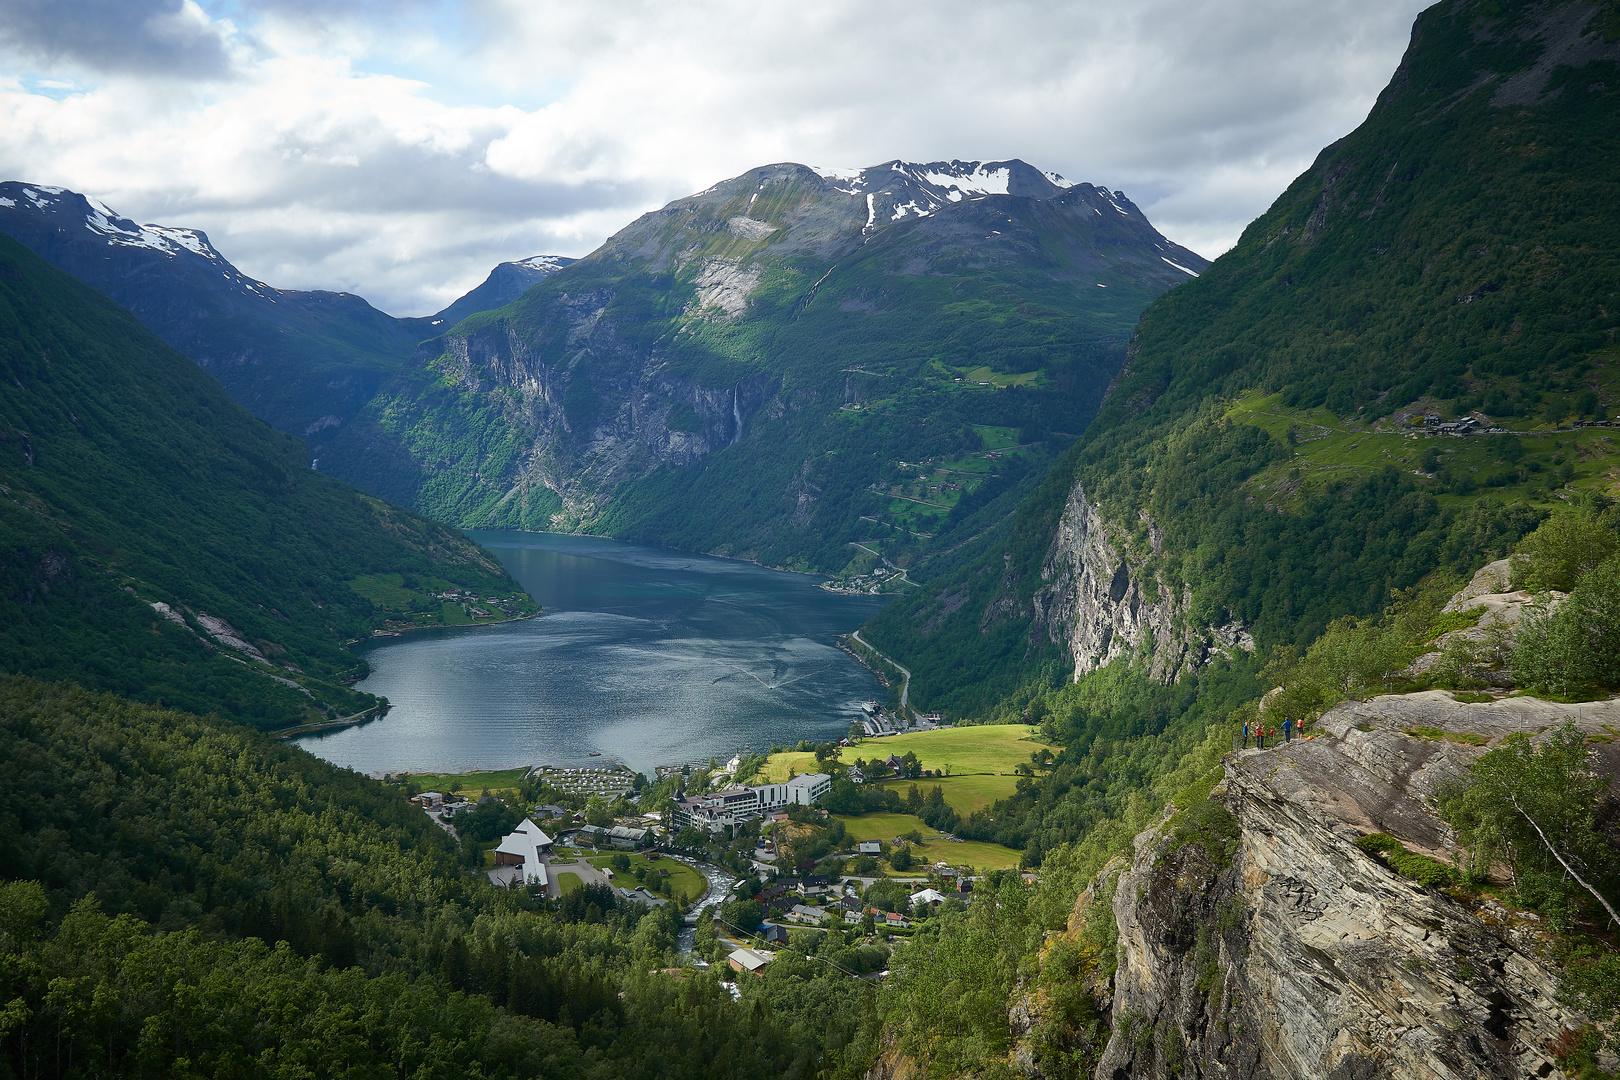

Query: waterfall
left=731, top=386, right=743, bottom=445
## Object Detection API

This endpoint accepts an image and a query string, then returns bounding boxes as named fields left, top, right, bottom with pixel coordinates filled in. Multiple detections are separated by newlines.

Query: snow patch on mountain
left=919, top=165, right=1010, bottom=196
left=513, top=255, right=570, bottom=272
left=1161, top=256, right=1200, bottom=277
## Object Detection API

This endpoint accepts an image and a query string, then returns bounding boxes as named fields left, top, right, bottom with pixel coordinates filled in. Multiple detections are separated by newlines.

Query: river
left=294, top=531, right=889, bottom=777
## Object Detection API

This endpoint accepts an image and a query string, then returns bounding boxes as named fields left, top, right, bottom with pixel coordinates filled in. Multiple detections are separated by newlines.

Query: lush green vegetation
left=866, top=0, right=1620, bottom=718
left=0, top=235, right=528, bottom=729
left=321, top=168, right=1207, bottom=574
left=0, top=677, right=886, bottom=1079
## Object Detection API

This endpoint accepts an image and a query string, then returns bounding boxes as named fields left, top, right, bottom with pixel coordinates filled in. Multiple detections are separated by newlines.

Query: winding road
left=851, top=629, right=915, bottom=720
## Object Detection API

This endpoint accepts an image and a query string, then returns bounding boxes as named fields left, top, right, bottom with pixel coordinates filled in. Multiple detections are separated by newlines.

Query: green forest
left=0, top=234, right=534, bottom=730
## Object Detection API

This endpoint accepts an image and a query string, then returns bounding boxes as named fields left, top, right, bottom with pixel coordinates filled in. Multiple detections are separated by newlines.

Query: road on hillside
left=851, top=630, right=914, bottom=720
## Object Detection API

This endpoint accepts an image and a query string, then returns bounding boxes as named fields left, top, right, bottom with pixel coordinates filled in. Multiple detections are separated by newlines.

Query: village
left=395, top=720, right=1052, bottom=982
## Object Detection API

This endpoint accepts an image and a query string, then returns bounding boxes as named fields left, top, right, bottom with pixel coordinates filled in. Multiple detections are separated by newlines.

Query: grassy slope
left=322, top=173, right=1203, bottom=573
left=865, top=0, right=1620, bottom=717
left=0, top=234, right=530, bottom=729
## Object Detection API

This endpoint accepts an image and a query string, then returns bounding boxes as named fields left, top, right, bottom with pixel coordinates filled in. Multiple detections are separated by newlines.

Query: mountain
left=428, top=254, right=578, bottom=330
left=317, top=158, right=1208, bottom=572
left=0, top=183, right=574, bottom=456
left=865, top=0, right=1620, bottom=717
left=0, top=230, right=533, bottom=729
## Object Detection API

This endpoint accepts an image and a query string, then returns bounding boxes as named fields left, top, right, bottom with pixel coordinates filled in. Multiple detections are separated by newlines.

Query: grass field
left=756, top=724, right=1051, bottom=785
left=755, top=752, right=823, bottom=782
left=849, top=724, right=1050, bottom=775
left=557, top=872, right=584, bottom=895
left=831, top=812, right=1020, bottom=871
left=874, top=773, right=1018, bottom=814
left=585, top=853, right=705, bottom=901
left=1224, top=389, right=1620, bottom=507
left=403, top=767, right=529, bottom=796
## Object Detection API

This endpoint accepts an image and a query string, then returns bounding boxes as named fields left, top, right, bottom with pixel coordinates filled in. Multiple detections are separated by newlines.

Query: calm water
left=294, top=532, right=888, bottom=777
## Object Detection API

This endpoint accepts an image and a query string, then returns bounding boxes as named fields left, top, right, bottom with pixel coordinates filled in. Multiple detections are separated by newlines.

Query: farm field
left=848, top=723, right=1050, bottom=775
left=831, top=812, right=1020, bottom=871
left=874, top=772, right=1017, bottom=815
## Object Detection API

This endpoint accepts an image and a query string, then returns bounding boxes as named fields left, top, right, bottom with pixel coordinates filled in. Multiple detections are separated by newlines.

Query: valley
left=3, top=1, right=1620, bottom=1078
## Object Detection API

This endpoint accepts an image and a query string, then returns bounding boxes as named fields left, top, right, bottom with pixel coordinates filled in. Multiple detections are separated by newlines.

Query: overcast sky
left=0, top=0, right=1431, bottom=316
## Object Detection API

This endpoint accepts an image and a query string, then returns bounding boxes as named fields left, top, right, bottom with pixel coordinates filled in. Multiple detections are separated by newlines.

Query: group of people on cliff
left=1240, top=718, right=1295, bottom=749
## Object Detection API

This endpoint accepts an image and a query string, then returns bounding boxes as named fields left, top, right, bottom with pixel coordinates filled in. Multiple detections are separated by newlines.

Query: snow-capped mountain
left=317, top=155, right=1211, bottom=548
left=811, top=158, right=1079, bottom=224
left=426, top=254, right=578, bottom=330
left=0, top=182, right=576, bottom=452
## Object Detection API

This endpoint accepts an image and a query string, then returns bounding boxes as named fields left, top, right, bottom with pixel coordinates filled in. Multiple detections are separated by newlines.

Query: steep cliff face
left=1085, top=691, right=1620, bottom=1079
left=319, top=160, right=1208, bottom=564
left=1030, top=483, right=1253, bottom=684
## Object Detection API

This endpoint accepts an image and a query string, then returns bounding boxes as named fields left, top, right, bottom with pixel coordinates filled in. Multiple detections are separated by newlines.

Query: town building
left=489, top=819, right=553, bottom=888
left=727, top=947, right=775, bottom=976
left=411, top=791, right=444, bottom=808
left=670, top=773, right=833, bottom=834
left=858, top=840, right=883, bottom=855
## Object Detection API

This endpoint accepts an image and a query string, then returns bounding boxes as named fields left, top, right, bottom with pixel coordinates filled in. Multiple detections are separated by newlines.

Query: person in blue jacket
left=1283, top=718, right=1293, bottom=743
left=1241, top=722, right=1250, bottom=749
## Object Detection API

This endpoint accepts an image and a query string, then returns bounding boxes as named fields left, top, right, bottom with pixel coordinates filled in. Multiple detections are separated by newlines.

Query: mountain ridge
left=0, top=182, right=575, bottom=455
left=863, top=0, right=1620, bottom=719
left=317, top=157, right=1208, bottom=574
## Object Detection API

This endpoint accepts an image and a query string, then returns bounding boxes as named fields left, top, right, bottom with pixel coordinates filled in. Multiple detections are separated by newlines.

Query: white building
left=671, top=773, right=834, bottom=834
left=490, top=818, right=553, bottom=888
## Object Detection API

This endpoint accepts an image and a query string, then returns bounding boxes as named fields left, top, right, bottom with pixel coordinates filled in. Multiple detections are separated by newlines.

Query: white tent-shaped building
left=490, top=818, right=553, bottom=887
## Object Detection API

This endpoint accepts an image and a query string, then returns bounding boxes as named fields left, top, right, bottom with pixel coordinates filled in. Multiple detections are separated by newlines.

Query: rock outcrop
left=1406, top=559, right=1560, bottom=683
left=1085, top=691, right=1620, bottom=1079
left=1030, top=483, right=1253, bottom=683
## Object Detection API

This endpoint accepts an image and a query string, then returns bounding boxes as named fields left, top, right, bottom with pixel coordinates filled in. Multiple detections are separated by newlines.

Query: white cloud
left=0, top=0, right=1429, bottom=314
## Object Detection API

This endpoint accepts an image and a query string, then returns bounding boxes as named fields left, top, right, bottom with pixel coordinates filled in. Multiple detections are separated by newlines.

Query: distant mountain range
left=316, top=158, right=1207, bottom=570
left=0, top=183, right=572, bottom=455
left=0, top=159, right=1207, bottom=576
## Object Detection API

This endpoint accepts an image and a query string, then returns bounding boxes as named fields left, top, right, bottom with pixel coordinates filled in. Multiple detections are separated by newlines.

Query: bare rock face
left=1405, top=560, right=1560, bottom=682
left=1086, top=692, right=1620, bottom=1079
left=1030, top=483, right=1252, bottom=683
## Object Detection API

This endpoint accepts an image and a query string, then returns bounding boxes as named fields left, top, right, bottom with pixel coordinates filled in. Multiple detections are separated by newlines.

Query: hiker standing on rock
left=1283, top=718, right=1293, bottom=744
left=1242, top=722, right=1250, bottom=749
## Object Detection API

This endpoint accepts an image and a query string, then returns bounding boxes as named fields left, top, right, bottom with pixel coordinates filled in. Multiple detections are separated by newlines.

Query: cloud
left=0, top=0, right=235, bottom=78
left=0, top=0, right=1430, bottom=314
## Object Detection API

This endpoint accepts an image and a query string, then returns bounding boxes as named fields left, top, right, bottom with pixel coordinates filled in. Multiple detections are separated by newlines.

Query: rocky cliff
left=1029, top=483, right=1253, bottom=684
left=318, top=160, right=1208, bottom=565
left=1075, top=690, right=1620, bottom=1079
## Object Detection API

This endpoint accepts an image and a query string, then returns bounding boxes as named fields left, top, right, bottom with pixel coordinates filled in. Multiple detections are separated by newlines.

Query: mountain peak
left=0, top=181, right=231, bottom=266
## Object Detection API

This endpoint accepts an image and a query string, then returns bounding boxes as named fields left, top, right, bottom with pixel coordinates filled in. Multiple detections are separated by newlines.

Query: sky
left=0, top=0, right=1432, bottom=316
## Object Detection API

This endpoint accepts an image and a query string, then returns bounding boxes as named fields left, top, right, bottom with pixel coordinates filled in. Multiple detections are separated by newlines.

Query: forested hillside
left=0, top=234, right=530, bottom=729
left=868, top=0, right=1620, bottom=717
left=319, top=161, right=1207, bottom=572
left=0, top=677, right=879, bottom=1079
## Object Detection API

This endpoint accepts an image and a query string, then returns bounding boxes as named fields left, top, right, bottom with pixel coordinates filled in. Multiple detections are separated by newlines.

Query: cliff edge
left=1083, top=691, right=1620, bottom=1079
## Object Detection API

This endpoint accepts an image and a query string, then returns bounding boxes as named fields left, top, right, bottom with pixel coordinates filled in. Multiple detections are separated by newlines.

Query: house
left=857, top=841, right=883, bottom=855
left=606, top=825, right=650, bottom=848
left=787, top=904, right=829, bottom=925
left=489, top=819, right=553, bottom=888
left=799, top=875, right=834, bottom=896
left=909, top=888, right=949, bottom=911
left=760, top=924, right=789, bottom=945
left=847, top=765, right=865, bottom=784
left=412, top=791, right=444, bottom=808
left=884, top=911, right=911, bottom=930
left=727, top=947, right=775, bottom=976
left=884, top=754, right=904, bottom=771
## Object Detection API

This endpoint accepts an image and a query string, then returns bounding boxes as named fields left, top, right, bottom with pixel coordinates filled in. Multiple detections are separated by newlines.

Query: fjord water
left=295, top=532, right=888, bottom=776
